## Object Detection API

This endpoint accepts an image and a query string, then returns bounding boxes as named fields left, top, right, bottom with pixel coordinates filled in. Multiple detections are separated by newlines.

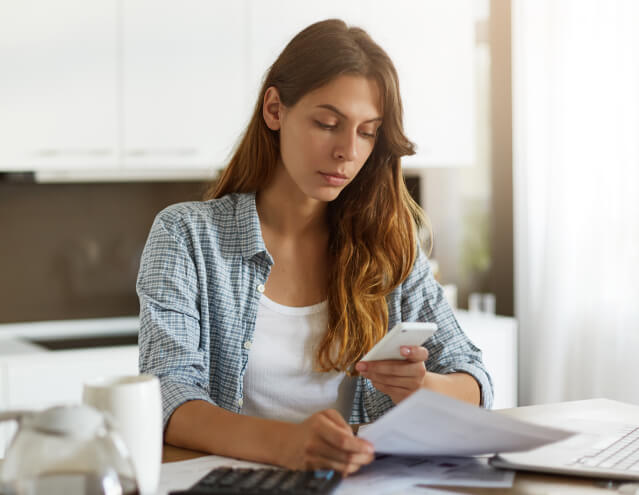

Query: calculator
left=169, top=466, right=342, bottom=495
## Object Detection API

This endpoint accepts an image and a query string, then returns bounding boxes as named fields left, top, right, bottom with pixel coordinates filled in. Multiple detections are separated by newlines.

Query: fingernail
left=366, top=444, right=374, bottom=453
left=401, top=346, right=411, bottom=356
left=356, top=362, right=367, bottom=372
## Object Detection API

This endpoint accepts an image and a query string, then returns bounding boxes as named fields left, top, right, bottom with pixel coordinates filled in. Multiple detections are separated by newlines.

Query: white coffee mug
left=83, top=374, right=162, bottom=495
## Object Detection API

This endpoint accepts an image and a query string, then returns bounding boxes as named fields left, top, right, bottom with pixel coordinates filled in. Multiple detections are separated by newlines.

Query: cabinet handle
left=35, top=149, right=112, bottom=157
left=125, top=148, right=198, bottom=157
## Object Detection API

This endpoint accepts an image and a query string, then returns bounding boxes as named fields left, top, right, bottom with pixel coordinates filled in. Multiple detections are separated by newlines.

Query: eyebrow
left=315, top=104, right=382, bottom=123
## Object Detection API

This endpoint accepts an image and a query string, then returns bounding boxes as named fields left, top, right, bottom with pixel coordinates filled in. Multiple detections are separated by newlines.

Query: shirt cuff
left=160, top=379, right=218, bottom=431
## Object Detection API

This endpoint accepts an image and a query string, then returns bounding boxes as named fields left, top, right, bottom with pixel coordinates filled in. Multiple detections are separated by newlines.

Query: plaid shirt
left=137, top=192, right=493, bottom=430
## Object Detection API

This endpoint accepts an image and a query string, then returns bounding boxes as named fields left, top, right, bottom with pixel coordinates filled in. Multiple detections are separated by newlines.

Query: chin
left=309, top=187, right=343, bottom=203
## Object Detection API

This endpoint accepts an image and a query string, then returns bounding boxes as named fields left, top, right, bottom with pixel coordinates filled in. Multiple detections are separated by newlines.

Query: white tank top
left=240, top=294, right=355, bottom=422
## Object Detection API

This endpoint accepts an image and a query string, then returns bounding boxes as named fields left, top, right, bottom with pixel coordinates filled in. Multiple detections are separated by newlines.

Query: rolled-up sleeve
left=137, top=215, right=216, bottom=430
left=401, top=248, right=494, bottom=409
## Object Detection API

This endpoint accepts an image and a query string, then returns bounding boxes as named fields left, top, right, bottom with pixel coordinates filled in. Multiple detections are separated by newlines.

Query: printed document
left=358, top=389, right=574, bottom=456
left=339, top=454, right=514, bottom=494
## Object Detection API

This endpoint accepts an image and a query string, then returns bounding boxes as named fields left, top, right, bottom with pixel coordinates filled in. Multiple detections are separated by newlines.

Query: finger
left=400, top=345, right=429, bottom=362
left=307, top=449, right=375, bottom=475
left=316, top=415, right=374, bottom=454
left=369, top=375, right=417, bottom=391
left=362, top=360, right=426, bottom=378
left=307, top=436, right=375, bottom=466
left=306, top=455, right=362, bottom=476
left=319, top=410, right=366, bottom=446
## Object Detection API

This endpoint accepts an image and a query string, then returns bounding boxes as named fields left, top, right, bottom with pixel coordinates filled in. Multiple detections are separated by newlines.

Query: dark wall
left=0, top=176, right=421, bottom=324
left=0, top=180, right=208, bottom=323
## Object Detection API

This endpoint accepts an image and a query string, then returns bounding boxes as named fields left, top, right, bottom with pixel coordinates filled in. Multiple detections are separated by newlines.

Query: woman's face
left=263, top=75, right=382, bottom=203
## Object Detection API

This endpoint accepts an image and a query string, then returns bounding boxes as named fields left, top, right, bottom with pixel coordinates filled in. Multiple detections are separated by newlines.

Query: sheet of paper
left=358, top=389, right=574, bottom=456
left=383, top=489, right=467, bottom=495
left=400, top=456, right=515, bottom=487
left=338, top=454, right=514, bottom=494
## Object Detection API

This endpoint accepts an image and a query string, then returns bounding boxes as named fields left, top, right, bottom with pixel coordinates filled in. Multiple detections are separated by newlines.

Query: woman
left=137, top=19, right=493, bottom=475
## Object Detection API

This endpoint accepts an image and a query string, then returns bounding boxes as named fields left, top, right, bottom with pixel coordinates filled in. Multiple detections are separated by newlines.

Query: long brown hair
left=205, top=19, right=427, bottom=374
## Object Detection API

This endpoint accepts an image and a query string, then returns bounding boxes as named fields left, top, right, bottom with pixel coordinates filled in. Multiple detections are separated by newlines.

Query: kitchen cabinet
left=1, top=2, right=476, bottom=179
left=0, top=1, right=245, bottom=178
left=245, top=0, right=365, bottom=99
left=120, top=1, right=247, bottom=171
left=0, top=0, right=118, bottom=171
left=358, top=0, right=476, bottom=168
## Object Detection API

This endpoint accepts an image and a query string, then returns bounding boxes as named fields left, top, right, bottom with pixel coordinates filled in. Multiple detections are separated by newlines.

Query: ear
left=263, top=86, right=284, bottom=131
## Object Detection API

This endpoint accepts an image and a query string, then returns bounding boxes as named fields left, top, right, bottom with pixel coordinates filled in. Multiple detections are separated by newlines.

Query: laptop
left=490, top=418, right=639, bottom=480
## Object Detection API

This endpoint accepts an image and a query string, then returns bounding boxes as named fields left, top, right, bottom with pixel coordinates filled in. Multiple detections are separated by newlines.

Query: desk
left=163, top=399, right=639, bottom=494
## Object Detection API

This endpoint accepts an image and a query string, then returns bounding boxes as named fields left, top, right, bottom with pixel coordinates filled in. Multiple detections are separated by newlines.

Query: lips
left=319, top=172, right=349, bottom=186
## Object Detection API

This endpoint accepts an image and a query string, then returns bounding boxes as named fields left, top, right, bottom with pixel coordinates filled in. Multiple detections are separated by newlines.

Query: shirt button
left=243, top=341, right=252, bottom=350
left=237, top=397, right=244, bottom=407
left=257, top=284, right=265, bottom=293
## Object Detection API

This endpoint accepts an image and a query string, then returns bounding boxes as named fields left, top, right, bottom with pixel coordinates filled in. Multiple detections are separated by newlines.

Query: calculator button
left=306, top=477, right=327, bottom=490
left=280, top=471, right=306, bottom=490
left=258, top=469, right=289, bottom=490
left=199, top=467, right=231, bottom=486
left=217, top=468, right=248, bottom=486
left=237, top=469, right=270, bottom=489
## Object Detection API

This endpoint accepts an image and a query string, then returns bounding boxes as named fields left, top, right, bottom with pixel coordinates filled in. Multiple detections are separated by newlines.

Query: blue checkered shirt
left=137, top=192, right=493, bottom=430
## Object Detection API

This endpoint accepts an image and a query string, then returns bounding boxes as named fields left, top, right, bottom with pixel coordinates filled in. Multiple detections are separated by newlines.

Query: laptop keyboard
left=169, top=466, right=342, bottom=495
left=575, top=426, right=639, bottom=471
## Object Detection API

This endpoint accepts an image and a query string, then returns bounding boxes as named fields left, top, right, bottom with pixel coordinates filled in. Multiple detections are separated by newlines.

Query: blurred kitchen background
left=1, top=0, right=638, bottom=441
left=1, top=0, right=504, bottom=320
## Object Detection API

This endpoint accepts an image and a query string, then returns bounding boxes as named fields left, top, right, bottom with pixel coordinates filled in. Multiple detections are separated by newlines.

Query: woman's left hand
left=354, top=346, right=429, bottom=404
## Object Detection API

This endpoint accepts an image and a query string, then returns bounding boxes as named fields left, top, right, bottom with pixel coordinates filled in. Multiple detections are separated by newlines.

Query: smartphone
left=361, top=322, right=437, bottom=361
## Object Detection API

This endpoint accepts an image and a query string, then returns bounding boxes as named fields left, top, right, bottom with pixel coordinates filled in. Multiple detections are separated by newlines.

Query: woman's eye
left=315, top=121, right=336, bottom=130
left=315, top=120, right=376, bottom=139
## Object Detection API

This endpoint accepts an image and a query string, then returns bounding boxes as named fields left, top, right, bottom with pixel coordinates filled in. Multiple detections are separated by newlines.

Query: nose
left=333, top=128, right=358, bottom=162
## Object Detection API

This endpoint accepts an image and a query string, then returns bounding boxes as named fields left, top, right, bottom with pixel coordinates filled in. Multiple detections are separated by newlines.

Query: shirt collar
left=235, top=192, right=273, bottom=263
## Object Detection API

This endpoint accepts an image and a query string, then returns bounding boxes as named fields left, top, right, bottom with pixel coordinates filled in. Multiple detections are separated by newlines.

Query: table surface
left=162, top=398, right=639, bottom=494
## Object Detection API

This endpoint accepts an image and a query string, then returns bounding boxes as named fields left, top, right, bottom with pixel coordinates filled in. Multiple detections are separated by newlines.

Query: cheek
left=360, top=140, right=375, bottom=161
left=306, top=129, right=333, bottom=150
left=281, top=126, right=323, bottom=164
left=356, top=141, right=375, bottom=167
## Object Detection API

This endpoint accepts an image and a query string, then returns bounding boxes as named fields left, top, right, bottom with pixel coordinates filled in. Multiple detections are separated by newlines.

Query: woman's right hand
left=282, top=409, right=375, bottom=475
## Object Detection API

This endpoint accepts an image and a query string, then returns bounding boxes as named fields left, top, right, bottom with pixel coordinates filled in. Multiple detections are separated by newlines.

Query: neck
left=256, top=163, right=328, bottom=237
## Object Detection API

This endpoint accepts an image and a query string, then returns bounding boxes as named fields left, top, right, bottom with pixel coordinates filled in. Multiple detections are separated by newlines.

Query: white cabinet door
left=121, top=0, right=247, bottom=174
left=359, top=0, right=476, bottom=168
left=246, top=1, right=365, bottom=102
left=0, top=1, right=118, bottom=171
